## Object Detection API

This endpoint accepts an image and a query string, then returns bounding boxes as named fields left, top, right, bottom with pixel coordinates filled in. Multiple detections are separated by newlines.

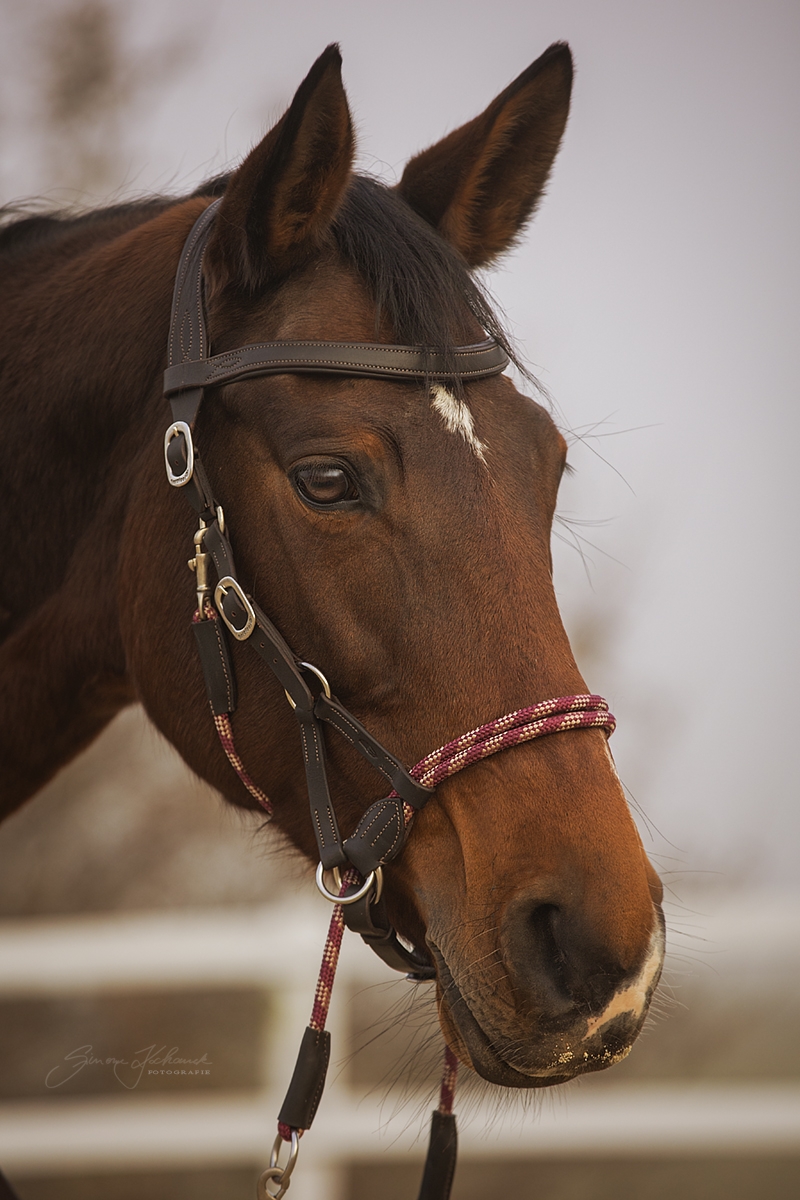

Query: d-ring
left=284, top=662, right=331, bottom=710
left=315, top=863, right=383, bottom=905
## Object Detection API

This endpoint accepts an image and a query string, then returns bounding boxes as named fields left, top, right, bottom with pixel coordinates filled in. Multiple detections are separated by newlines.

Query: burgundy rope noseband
left=167, top=202, right=615, bottom=1200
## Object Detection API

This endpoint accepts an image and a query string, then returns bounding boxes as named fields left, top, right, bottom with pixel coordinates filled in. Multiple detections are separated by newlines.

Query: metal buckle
left=164, top=421, right=194, bottom=487
left=258, top=1130, right=299, bottom=1199
left=315, top=863, right=383, bottom=906
left=215, top=576, right=256, bottom=640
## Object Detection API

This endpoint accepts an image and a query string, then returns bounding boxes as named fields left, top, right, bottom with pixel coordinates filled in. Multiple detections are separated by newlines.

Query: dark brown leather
left=167, top=199, right=219, bottom=378
left=277, top=1026, right=331, bottom=1131
left=164, top=337, right=509, bottom=394
left=340, top=890, right=436, bottom=978
left=193, top=616, right=237, bottom=716
left=342, top=796, right=406, bottom=875
left=418, top=1112, right=458, bottom=1200
left=315, top=692, right=432, bottom=808
left=164, top=199, right=508, bottom=411
left=203, top=518, right=237, bottom=582
left=0, top=1171, right=20, bottom=1200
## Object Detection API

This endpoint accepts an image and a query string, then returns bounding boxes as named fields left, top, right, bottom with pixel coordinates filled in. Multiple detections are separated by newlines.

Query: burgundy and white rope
left=391, top=693, right=615, bottom=826
left=438, top=1044, right=459, bottom=1117
left=278, top=867, right=359, bottom=1142
left=407, top=694, right=614, bottom=790
left=212, top=712, right=272, bottom=815
left=194, top=606, right=273, bottom=815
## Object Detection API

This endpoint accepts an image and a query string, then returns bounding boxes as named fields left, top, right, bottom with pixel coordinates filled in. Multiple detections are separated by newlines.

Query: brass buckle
left=215, top=576, right=256, bottom=640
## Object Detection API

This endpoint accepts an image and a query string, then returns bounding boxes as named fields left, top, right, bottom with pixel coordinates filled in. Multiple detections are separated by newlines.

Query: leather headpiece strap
left=163, top=198, right=509, bottom=427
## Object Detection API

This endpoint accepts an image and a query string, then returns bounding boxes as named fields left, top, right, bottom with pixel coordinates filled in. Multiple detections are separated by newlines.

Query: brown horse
left=0, top=42, right=663, bottom=1098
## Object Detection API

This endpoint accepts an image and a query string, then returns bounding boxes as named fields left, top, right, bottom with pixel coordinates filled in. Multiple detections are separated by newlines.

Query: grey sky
left=2, top=0, right=798, bottom=887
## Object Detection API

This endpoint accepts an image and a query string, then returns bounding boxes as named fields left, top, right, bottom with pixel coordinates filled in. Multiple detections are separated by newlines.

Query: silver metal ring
left=214, top=576, right=256, bottom=641
left=315, top=863, right=383, bottom=905
left=256, top=1130, right=300, bottom=1199
left=257, top=1168, right=286, bottom=1200
left=164, top=422, right=194, bottom=487
left=284, top=662, right=331, bottom=710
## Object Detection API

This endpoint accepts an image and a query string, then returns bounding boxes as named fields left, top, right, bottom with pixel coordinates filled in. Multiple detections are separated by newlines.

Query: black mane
left=332, top=176, right=515, bottom=362
left=197, top=172, right=517, bottom=365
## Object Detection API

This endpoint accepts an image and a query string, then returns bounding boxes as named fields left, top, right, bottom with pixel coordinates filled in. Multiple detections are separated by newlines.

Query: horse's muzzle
left=430, top=902, right=665, bottom=1087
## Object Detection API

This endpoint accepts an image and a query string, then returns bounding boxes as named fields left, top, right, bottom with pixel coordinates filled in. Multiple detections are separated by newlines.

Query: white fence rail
left=0, top=898, right=798, bottom=1198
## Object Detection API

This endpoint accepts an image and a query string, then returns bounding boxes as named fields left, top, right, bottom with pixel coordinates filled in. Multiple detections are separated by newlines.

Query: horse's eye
left=293, top=464, right=359, bottom=506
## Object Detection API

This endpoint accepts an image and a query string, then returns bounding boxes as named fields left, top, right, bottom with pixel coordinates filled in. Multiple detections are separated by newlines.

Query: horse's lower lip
left=429, top=944, right=576, bottom=1088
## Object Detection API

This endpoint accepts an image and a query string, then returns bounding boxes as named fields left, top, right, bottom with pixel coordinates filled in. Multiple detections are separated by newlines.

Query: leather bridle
left=162, top=198, right=511, bottom=980
left=162, top=199, right=615, bottom=1200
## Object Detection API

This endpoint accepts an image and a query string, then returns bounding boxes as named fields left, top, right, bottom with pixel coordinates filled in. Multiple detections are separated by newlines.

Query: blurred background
left=0, top=0, right=798, bottom=1196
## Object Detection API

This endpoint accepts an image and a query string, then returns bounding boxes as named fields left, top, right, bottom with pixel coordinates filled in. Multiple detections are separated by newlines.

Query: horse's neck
left=0, top=201, right=193, bottom=612
left=0, top=201, right=201, bottom=813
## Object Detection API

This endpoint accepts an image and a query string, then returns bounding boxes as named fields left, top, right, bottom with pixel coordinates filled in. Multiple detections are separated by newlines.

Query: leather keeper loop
left=192, top=616, right=237, bottom=717
left=342, top=797, right=406, bottom=874
left=277, top=1026, right=331, bottom=1132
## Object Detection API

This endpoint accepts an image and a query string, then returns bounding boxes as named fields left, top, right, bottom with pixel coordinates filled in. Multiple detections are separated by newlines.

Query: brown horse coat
left=0, top=44, right=663, bottom=1086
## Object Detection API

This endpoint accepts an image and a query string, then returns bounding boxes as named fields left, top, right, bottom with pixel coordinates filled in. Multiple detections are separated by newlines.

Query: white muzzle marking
left=583, top=924, right=665, bottom=1041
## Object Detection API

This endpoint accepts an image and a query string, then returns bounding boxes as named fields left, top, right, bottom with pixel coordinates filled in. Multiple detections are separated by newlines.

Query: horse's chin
left=430, top=945, right=643, bottom=1089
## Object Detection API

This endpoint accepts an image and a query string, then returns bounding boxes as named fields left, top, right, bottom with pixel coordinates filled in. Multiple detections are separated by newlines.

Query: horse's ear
left=205, top=44, right=354, bottom=292
left=397, top=43, right=573, bottom=268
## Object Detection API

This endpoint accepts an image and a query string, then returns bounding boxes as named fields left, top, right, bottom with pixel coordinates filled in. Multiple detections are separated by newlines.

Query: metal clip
left=257, top=1131, right=299, bottom=1199
left=164, top=421, right=194, bottom=487
left=187, top=520, right=209, bottom=617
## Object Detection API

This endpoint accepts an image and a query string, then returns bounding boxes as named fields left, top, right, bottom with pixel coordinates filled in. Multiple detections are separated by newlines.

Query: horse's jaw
left=429, top=914, right=665, bottom=1088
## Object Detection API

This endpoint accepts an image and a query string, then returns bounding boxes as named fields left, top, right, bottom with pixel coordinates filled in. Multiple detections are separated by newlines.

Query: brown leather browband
left=163, top=197, right=509, bottom=424
left=163, top=337, right=508, bottom=395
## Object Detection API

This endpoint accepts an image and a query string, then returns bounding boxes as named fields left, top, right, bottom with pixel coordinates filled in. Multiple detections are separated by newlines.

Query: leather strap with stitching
left=163, top=197, right=509, bottom=405
left=164, top=337, right=509, bottom=393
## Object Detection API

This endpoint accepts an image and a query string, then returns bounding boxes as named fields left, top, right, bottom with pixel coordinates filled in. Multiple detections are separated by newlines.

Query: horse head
left=121, top=43, right=664, bottom=1090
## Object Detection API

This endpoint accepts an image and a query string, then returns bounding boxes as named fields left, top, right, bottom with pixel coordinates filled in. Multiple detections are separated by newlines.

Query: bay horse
left=0, top=41, right=664, bottom=1197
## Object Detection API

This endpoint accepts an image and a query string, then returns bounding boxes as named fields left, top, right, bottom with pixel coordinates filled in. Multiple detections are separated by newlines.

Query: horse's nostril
left=528, top=902, right=567, bottom=987
left=505, top=890, right=629, bottom=1019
